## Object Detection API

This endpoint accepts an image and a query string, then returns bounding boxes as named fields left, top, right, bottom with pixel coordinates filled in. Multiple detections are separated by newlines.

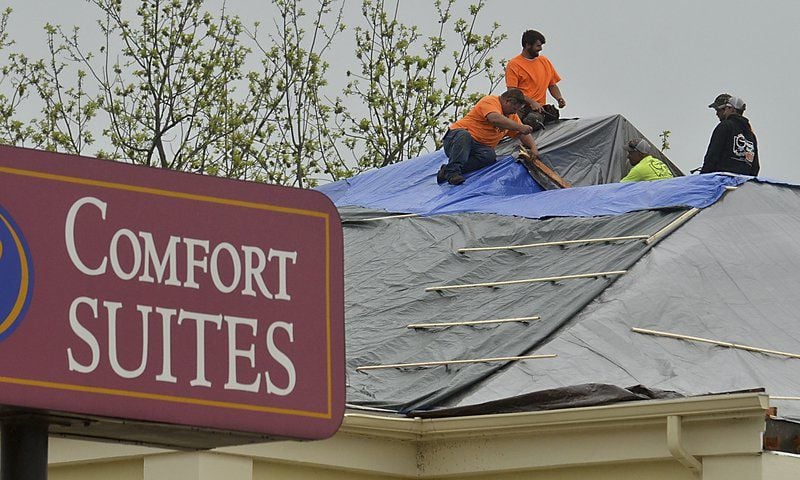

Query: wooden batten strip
left=425, top=270, right=627, bottom=292
left=360, top=213, right=420, bottom=222
left=632, top=327, right=800, bottom=360
left=645, top=208, right=700, bottom=245
left=458, top=235, right=648, bottom=253
left=407, top=316, right=540, bottom=329
left=356, top=354, right=557, bottom=372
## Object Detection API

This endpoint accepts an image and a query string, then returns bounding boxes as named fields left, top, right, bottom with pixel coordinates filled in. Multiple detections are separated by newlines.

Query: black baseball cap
left=708, top=93, right=731, bottom=109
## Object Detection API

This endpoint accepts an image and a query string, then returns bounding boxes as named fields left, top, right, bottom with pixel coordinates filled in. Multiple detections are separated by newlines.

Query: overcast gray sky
left=5, top=0, right=799, bottom=182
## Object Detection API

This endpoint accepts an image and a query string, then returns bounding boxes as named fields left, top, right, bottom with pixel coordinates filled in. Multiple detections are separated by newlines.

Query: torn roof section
left=318, top=114, right=694, bottom=218
left=318, top=114, right=736, bottom=220
left=317, top=115, right=800, bottom=422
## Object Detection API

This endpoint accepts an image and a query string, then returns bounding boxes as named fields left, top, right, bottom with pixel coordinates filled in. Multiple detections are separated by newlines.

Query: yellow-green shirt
left=621, top=155, right=673, bottom=182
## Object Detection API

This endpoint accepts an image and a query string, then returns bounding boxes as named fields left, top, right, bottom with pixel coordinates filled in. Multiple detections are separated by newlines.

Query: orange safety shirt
left=449, top=96, right=521, bottom=148
left=505, top=54, right=561, bottom=105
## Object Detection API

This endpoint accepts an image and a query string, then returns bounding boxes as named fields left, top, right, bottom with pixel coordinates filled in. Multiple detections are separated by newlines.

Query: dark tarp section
left=414, top=384, right=684, bottom=418
left=438, top=181, right=800, bottom=421
left=530, top=114, right=681, bottom=186
left=344, top=207, right=688, bottom=412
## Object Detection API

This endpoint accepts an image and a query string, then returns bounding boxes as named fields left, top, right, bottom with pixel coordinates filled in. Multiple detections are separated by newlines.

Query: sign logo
left=0, top=203, right=33, bottom=341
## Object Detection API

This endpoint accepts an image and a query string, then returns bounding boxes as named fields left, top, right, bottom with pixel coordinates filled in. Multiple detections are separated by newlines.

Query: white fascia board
left=343, top=392, right=769, bottom=440
left=216, top=393, right=769, bottom=477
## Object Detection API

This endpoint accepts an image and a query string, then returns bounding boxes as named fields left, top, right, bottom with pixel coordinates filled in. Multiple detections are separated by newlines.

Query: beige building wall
left=50, top=459, right=142, bottom=480
left=46, top=393, right=799, bottom=480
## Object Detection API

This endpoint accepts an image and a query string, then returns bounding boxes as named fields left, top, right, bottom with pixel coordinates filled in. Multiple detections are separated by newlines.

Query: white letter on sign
left=106, top=302, right=149, bottom=379
left=265, top=321, right=296, bottom=396
left=65, top=197, right=108, bottom=276
left=267, top=249, right=297, bottom=301
left=223, top=315, right=261, bottom=393
left=67, top=296, right=101, bottom=373
left=178, top=309, right=222, bottom=388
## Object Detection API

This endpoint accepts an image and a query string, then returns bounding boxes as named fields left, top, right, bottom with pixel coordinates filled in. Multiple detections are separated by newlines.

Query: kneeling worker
left=621, top=138, right=673, bottom=182
left=438, top=88, right=540, bottom=186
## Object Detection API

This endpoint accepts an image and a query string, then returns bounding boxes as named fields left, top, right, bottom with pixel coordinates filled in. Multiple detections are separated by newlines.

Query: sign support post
left=1, top=417, right=48, bottom=480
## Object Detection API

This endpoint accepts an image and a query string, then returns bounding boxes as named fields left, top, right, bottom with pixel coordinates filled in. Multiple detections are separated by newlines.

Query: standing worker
left=701, top=94, right=759, bottom=175
left=437, top=89, right=539, bottom=186
left=505, top=30, right=566, bottom=130
left=620, top=139, right=673, bottom=182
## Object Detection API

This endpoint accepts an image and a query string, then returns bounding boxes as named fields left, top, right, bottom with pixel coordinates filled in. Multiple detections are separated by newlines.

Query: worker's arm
left=486, top=112, right=533, bottom=134
left=519, top=134, right=540, bottom=157
left=751, top=150, right=760, bottom=176
left=525, top=94, right=543, bottom=112
left=548, top=84, right=566, bottom=108
left=700, top=123, right=727, bottom=173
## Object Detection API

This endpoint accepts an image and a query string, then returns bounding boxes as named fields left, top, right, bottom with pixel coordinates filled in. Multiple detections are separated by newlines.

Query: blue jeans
left=442, top=129, right=497, bottom=178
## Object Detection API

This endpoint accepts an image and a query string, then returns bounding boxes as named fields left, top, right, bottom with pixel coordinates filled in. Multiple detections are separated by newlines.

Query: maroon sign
left=0, top=145, right=344, bottom=441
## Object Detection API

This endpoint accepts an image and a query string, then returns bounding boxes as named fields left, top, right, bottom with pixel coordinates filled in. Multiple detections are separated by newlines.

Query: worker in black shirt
left=701, top=94, right=759, bottom=176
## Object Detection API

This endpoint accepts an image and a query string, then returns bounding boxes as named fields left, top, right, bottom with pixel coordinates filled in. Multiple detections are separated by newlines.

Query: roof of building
left=317, top=115, right=800, bottom=421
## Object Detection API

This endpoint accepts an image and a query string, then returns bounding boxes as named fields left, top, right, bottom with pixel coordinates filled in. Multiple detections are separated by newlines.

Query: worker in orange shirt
left=505, top=30, right=566, bottom=130
left=437, top=89, right=539, bottom=186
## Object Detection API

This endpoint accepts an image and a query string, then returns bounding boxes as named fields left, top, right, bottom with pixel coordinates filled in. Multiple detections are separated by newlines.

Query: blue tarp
left=318, top=149, right=543, bottom=207
left=316, top=149, right=749, bottom=219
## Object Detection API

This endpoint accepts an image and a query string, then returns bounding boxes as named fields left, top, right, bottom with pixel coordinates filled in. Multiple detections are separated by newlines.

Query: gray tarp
left=342, top=181, right=800, bottom=421
left=420, top=182, right=800, bottom=420
left=343, top=206, right=688, bottom=413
